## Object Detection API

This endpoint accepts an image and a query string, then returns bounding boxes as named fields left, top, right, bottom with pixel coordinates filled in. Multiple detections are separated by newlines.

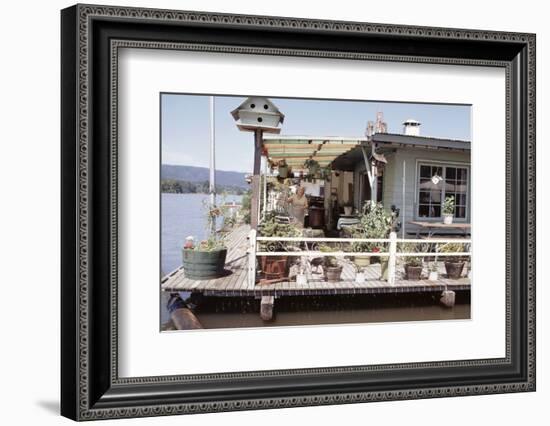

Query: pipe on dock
left=167, top=294, right=203, bottom=330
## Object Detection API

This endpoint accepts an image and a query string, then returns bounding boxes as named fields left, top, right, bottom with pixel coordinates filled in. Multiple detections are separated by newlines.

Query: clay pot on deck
left=443, top=213, right=454, bottom=225
left=324, top=265, right=343, bottom=281
left=182, top=248, right=227, bottom=280
left=260, top=256, right=289, bottom=280
left=404, top=264, right=423, bottom=280
left=444, top=261, right=465, bottom=279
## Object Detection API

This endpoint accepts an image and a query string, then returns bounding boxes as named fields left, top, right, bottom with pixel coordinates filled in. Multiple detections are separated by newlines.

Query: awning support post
left=361, top=144, right=377, bottom=204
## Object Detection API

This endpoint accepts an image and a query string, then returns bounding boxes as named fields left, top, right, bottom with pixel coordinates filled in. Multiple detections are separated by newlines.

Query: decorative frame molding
left=61, top=4, right=535, bottom=421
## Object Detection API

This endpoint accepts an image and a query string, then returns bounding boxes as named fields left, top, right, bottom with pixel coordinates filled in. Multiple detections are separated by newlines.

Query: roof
left=262, top=135, right=366, bottom=170
left=331, top=133, right=471, bottom=171
left=372, top=133, right=470, bottom=151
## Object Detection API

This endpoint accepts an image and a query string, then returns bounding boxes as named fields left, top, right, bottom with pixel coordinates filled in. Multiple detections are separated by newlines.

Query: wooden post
left=260, top=295, right=275, bottom=321
left=247, top=229, right=257, bottom=288
left=440, top=290, right=456, bottom=308
left=250, top=129, right=263, bottom=230
left=388, top=232, right=397, bottom=285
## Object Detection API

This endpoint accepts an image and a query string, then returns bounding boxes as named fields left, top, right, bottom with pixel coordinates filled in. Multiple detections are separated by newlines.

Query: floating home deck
left=161, top=225, right=471, bottom=297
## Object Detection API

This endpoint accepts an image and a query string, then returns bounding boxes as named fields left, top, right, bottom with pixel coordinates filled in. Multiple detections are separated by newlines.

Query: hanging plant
left=319, top=167, right=330, bottom=180
left=277, top=159, right=290, bottom=178
left=304, top=157, right=320, bottom=176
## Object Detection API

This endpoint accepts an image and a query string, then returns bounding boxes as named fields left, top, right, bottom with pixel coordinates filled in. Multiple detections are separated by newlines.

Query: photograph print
left=160, top=94, right=472, bottom=331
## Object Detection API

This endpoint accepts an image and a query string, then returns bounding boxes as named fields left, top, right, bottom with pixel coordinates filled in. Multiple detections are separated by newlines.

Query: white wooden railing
left=248, top=230, right=471, bottom=286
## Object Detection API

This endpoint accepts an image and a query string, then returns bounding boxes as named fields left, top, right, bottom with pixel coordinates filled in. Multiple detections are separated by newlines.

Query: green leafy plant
left=439, top=242, right=468, bottom=262
left=183, top=199, right=228, bottom=252
left=318, top=244, right=341, bottom=268
left=303, top=158, right=320, bottom=175
left=258, top=211, right=302, bottom=251
left=399, top=242, right=423, bottom=267
left=442, top=195, right=455, bottom=215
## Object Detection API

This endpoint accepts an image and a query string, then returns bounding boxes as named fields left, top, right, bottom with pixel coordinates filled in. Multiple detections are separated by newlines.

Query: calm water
left=161, top=193, right=470, bottom=329
left=161, top=193, right=241, bottom=275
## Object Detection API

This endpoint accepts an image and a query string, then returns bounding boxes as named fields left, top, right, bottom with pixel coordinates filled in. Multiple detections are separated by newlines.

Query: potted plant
left=400, top=242, right=423, bottom=280
left=304, top=157, right=320, bottom=177
left=440, top=242, right=468, bottom=279
left=319, top=245, right=343, bottom=281
left=442, top=195, right=455, bottom=224
left=182, top=205, right=227, bottom=280
left=277, top=159, right=290, bottom=179
left=258, top=212, right=302, bottom=280
left=354, top=202, right=397, bottom=280
left=343, top=201, right=354, bottom=216
left=428, top=261, right=439, bottom=281
left=349, top=227, right=372, bottom=268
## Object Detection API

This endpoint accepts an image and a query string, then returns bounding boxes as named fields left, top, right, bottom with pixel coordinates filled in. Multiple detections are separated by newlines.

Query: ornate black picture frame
left=61, top=4, right=536, bottom=421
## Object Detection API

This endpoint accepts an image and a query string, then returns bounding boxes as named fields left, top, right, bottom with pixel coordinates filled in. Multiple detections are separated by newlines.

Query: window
left=417, top=164, right=468, bottom=219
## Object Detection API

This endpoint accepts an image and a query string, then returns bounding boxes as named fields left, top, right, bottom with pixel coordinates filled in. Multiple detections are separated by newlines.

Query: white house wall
left=386, top=148, right=471, bottom=236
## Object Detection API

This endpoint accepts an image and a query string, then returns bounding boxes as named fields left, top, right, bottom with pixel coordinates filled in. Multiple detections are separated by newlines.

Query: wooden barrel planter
left=182, top=248, right=227, bottom=280
left=260, top=256, right=288, bottom=280
left=444, top=261, right=465, bottom=279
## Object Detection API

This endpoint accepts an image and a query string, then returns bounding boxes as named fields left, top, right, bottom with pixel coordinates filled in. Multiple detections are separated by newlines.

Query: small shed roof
left=262, top=135, right=366, bottom=170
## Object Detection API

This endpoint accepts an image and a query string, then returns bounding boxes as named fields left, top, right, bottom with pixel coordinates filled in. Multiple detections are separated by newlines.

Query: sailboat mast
left=209, top=96, right=216, bottom=233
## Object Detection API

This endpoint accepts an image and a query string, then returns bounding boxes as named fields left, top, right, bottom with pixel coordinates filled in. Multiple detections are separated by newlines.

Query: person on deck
left=288, top=186, right=308, bottom=228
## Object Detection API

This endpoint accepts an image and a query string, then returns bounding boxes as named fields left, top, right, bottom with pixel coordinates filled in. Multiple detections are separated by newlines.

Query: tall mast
left=209, top=96, right=216, bottom=233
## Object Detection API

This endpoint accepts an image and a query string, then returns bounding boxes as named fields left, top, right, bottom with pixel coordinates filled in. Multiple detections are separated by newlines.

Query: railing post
left=248, top=229, right=257, bottom=288
left=388, top=232, right=397, bottom=285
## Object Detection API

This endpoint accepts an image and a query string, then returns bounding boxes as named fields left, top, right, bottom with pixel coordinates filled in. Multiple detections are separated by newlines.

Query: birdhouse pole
left=250, top=128, right=263, bottom=229
left=229, top=96, right=284, bottom=230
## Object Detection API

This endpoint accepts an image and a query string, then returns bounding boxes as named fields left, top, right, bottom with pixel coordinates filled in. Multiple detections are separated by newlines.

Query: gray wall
left=353, top=148, right=470, bottom=236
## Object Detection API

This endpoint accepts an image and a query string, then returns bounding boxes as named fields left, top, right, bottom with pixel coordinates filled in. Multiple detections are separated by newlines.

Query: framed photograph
left=61, top=4, right=536, bottom=421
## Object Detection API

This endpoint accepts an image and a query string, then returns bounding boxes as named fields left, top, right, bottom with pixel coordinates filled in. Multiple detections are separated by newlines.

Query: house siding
left=385, top=148, right=470, bottom=236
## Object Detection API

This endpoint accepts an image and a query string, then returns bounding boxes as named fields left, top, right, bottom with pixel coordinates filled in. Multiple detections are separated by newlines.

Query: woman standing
left=288, top=186, right=308, bottom=228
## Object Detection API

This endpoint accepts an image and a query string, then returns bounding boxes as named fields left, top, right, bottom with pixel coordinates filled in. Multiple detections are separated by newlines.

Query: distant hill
left=161, top=164, right=249, bottom=189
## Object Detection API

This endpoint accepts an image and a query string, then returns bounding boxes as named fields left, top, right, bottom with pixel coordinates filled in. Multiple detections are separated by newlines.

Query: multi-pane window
left=417, top=164, right=468, bottom=219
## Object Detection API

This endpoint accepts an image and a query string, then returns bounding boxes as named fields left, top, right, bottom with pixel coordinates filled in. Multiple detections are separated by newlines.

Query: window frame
left=414, top=159, right=470, bottom=223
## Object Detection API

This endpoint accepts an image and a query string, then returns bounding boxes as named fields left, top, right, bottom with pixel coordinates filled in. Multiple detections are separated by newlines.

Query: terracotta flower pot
left=444, top=261, right=465, bottom=279
left=260, top=256, right=289, bottom=280
left=404, top=264, right=422, bottom=280
left=324, top=265, right=343, bottom=281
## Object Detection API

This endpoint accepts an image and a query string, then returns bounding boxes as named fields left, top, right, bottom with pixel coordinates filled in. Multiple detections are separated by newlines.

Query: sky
left=161, top=94, right=471, bottom=173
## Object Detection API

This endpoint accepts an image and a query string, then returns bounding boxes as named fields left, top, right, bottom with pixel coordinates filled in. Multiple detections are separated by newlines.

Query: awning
left=262, top=135, right=366, bottom=170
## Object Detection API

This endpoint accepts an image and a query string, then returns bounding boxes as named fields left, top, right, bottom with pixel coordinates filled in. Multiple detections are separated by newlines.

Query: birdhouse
left=230, top=97, right=285, bottom=133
